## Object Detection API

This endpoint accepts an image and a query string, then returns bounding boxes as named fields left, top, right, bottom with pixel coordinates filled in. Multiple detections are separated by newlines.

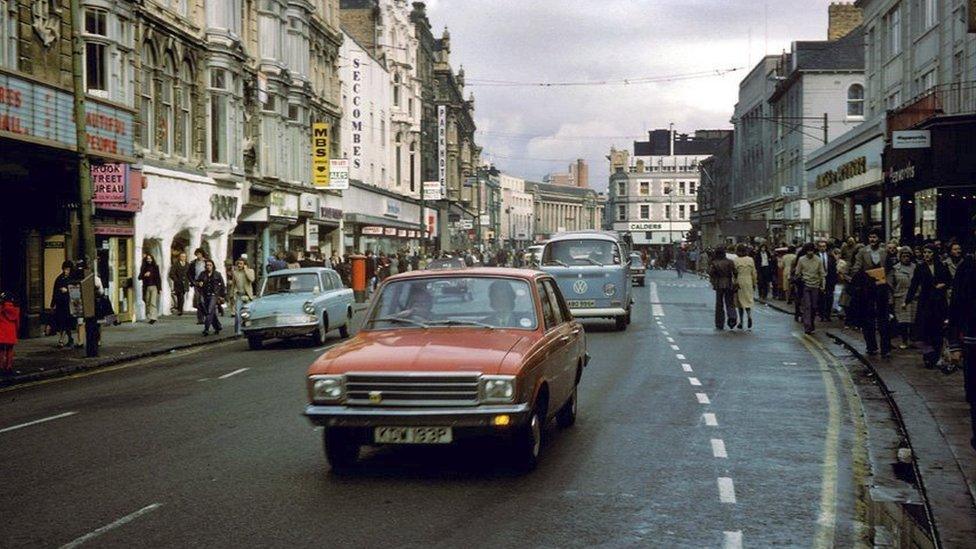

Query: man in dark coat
left=169, top=252, right=190, bottom=315
left=907, top=245, right=952, bottom=368
left=948, top=242, right=976, bottom=452
left=816, top=240, right=839, bottom=321
left=708, top=246, right=737, bottom=330
left=851, top=229, right=891, bottom=357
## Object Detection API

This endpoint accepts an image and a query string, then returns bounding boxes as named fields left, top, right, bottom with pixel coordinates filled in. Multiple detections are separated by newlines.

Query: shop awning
left=344, top=213, right=423, bottom=230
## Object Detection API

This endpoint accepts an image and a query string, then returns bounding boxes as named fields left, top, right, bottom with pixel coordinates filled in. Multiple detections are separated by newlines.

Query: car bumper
left=570, top=307, right=628, bottom=318
left=242, top=322, right=317, bottom=339
left=305, top=403, right=531, bottom=441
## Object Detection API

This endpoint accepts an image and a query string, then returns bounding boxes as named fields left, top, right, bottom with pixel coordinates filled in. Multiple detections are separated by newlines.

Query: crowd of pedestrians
left=699, top=228, right=976, bottom=452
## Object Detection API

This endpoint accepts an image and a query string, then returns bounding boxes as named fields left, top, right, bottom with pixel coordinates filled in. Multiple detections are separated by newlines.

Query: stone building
left=544, top=159, right=589, bottom=188
left=525, top=181, right=605, bottom=241
left=499, top=173, right=535, bottom=248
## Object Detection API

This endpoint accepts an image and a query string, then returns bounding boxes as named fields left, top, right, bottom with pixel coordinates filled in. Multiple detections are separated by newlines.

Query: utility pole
left=823, top=112, right=829, bottom=145
left=70, top=0, right=95, bottom=265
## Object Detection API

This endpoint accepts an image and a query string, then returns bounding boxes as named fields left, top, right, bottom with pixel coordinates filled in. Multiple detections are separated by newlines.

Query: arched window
left=408, top=141, right=416, bottom=193
left=393, top=72, right=401, bottom=107
left=175, top=60, right=193, bottom=158
left=140, top=43, right=155, bottom=150
left=847, top=84, right=865, bottom=117
left=157, top=54, right=175, bottom=154
left=395, top=132, right=402, bottom=188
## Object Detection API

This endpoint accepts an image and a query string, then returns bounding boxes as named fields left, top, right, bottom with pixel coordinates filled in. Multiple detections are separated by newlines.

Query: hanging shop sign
left=350, top=55, right=364, bottom=170
left=91, top=163, right=129, bottom=203
left=0, top=72, right=134, bottom=158
left=299, top=192, right=319, bottom=214
left=329, top=159, right=349, bottom=190
left=384, top=227, right=398, bottom=236
left=312, top=123, right=330, bottom=187
left=269, top=191, right=299, bottom=219
left=437, top=105, right=447, bottom=196
left=886, top=163, right=917, bottom=185
left=397, top=229, right=408, bottom=237
left=892, top=130, right=931, bottom=149
left=815, top=156, right=867, bottom=189
left=628, top=222, right=664, bottom=231
left=423, top=180, right=442, bottom=201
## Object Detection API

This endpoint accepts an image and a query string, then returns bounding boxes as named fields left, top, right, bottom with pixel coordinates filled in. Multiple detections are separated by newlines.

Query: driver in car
left=399, top=286, right=434, bottom=321
left=482, top=280, right=518, bottom=328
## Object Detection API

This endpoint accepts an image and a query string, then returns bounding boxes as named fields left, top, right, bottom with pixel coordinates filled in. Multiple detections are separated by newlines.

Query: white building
left=498, top=173, right=534, bottom=246
left=340, top=30, right=392, bottom=189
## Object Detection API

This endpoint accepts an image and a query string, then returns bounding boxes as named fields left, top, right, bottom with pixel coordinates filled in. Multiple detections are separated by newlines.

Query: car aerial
left=304, top=267, right=587, bottom=471
left=629, top=252, right=646, bottom=287
left=539, top=231, right=634, bottom=331
left=241, top=267, right=354, bottom=350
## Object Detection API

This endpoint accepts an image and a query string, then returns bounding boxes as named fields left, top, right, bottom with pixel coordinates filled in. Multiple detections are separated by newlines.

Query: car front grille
left=345, top=373, right=481, bottom=407
left=248, top=315, right=312, bottom=329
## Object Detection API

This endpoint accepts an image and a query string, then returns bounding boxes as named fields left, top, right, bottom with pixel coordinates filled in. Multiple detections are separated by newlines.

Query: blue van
left=540, top=231, right=633, bottom=331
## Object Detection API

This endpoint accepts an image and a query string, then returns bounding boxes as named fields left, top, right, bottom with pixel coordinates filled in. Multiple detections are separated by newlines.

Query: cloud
left=426, top=0, right=840, bottom=189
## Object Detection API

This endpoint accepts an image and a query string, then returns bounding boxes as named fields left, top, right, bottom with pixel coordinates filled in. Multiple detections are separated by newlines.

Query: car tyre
left=556, top=385, right=578, bottom=428
left=614, top=314, right=627, bottom=331
left=639, top=278, right=645, bottom=287
left=323, top=429, right=359, bottom=471
left=338, top=308, right=351, bottom=339
left=512, top=406, right=543, bottom=471
left=247, top=336, right=263, bottom=350
left=313, top=315, right=328, bottom=346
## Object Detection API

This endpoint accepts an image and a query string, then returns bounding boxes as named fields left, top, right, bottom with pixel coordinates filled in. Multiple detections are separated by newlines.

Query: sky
left=425, top=0, right=842, bottom=191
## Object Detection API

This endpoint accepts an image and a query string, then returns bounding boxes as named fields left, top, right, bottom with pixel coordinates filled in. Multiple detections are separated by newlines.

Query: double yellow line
left=795, top=332, right=871, bottom=549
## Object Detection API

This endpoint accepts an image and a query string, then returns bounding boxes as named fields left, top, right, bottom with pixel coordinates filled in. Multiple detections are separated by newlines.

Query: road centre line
left=688, top=377, right=701, bottom=386
left=717, top=477, right=737, bottom=503
left=661, top=331, right=669, bottom=336
left=703, top=413, right=718, bottom=426
left=696, top=393, right=710, bottom=404
left=723, top=530, right=743, bottom=549
left=0, top=411, right=78, bottom=435
left=682, top=364, right=693, bottom=372
left=711, top=438, right=728, bottom=458
left=666, top=336, right=675, bottom=342
left=795, top=334, right=842, bottom=549
left=648, top=281, right=665, bottom=316
left=670, top=344, right=680, bottom=351
left=60, top=503, right=162, bottom=549
left=676, top=354, right=686, bottom=360
left=218, top=368, right=249, bottom=380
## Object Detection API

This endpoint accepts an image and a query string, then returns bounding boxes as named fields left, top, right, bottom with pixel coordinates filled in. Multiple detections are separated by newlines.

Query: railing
left=888, top=81, right=976, bottom=133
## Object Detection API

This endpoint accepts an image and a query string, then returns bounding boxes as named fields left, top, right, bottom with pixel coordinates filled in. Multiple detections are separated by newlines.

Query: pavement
left=759, top=294, right=976, bottom=547
left=0, top=271, right=889, bottom=547
left=2, top=304, right=370, bottom=388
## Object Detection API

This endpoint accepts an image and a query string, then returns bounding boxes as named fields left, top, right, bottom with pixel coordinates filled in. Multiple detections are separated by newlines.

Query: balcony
left=888, top=81, right=976, bottom=133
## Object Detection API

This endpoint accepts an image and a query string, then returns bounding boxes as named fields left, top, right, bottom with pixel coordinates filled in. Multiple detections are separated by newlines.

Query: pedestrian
left=196, top=259, right=226, bottom=336
left=888, top=247, right=916, bottom=349
left=834, top=247, right=850, bottom=319
left=906, top=245, right=952, bottom=369
left=852, top=229, right=891, bottom=357
left=169, top=251, right=190, bottom=315
left=817, top=240, right=838, bottom=321
left=267, top=251, right=287, bottom=273
left=191, top=248, right=209, bottom=324
left=794, top=243, right=826, bottom=334
left=139, top=253, right=162, bottom=324
left=708, top=246, right=738, bottom=330
left=733, top=244, right=757, bottom=330
left=0, top=291, right=20, bottom=375
left=755, top=243, right=774, bottom=300
left=947, top=242, right=976, bottom=452
left=945, top=242, right=964, bottom=281
left=50, top=261, right=76, bottom=348
left=781, top=246, right=798, bottom=305
left=285, top=252, right=301, bottom=270
left=228, top=256, right=255, bottom=335
left=840, top=236, right=859, bottom=266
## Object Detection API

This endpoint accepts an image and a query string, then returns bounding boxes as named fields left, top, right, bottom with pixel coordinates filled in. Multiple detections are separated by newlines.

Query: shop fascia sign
left=92, top=163, right=129, bottom=203
left=269, top=191, right=299, bottom=219
left=384, top=198, right=401, bottom=219
left=319, top=206, right=343, bottom=221
left=0, top=72, right=134, bottom=158
left=210, top=194, right=238, bottom=221
left=362, top=226, right=384, bottom=235
left=892, top=130, right=930, bottom=149
left=628, top=222, right=664, bottom=231
left=816, top=156, right=867, bottom=189
left=311, top=123, right=330, bottom=187
left=423, top=180, right=442, bottom=201
left=887, top=162, right=917, bottom=184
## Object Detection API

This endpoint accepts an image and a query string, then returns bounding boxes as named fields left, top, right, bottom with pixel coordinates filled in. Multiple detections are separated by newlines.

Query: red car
left=304, top=268, right=587, bottom=470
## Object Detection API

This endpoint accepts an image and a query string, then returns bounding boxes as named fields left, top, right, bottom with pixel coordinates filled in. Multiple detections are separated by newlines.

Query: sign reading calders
left=312, top=123, right=330, bottom=187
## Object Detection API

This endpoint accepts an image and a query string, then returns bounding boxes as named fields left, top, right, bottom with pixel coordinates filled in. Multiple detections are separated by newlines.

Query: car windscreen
left=543, top=239, right=621, bottom=267
left=365, top=277, right=538, bottom=330
left=261, top=273, right=320, bottom=296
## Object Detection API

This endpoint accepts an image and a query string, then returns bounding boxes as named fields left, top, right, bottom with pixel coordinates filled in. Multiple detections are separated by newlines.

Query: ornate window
left=174, top=60, right=193, bottom=158
left=393, top=72, right=401, bottom=107
left=847, top=84, right=865, bottom=117
left=156, top=54, right=175, bottom=154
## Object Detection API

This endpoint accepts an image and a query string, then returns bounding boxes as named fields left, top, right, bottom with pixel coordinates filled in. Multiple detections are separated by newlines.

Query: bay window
left=206, top=0, right=242, bottom=35
left=259, top=0, right=283, bottom=62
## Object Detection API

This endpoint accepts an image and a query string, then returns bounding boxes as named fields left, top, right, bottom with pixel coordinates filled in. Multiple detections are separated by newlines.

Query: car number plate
left=374, top=426, right=453, bottom=444
left=567, top=300, right=596, bottom=308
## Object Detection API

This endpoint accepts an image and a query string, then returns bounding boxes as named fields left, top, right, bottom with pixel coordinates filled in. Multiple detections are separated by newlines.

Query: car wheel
left=626, top=307, right=632, bottom=325
left=247, top=336, right=263, bottom=350
left=512, top=405, right=543, bottom=471
left=614, top=315, right=627, bottom=331
left=313, top=315, right=328, bottom=346
left=556, top=385, right=578, bottom=428
left=338, top=308, right=351, bottom=339
left=323, top=429, right=359, bottom=471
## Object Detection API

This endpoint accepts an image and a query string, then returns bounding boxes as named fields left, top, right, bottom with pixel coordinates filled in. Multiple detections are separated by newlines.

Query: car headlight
left=240, top=307, right=251, bottom=320
left=604, top=283, right=616, bottom=297
left=309, top=375, right=345, bottom=403
left=481, top=375, right=516, bottom=403
left=303, top=301, right=315, bottom=314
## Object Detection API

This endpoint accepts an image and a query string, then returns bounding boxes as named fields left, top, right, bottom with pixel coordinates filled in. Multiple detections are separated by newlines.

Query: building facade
left=606, top=129, right=727, bottom=250
left=499, top=173, right=534, bottom=247
left=525, top=181, right=605, bottom=242
left=544, top=158, right=589, bottom=188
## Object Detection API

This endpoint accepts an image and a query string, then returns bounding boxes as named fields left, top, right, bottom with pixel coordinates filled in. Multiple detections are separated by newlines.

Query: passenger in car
left=484, top=280, right=518, bottom=328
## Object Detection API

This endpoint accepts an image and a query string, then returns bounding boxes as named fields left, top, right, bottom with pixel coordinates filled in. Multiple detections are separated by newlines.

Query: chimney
left=827, top=3, right=863, bottom=41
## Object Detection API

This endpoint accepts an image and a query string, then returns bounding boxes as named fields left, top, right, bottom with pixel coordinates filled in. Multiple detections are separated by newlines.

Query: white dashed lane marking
left=59, top=503, right=163, bottom=549
left=717, top=477, right=737, bottom=503
left=723, top=530, right=743, bottom=549
left=670, top=345, right=680, bottom=351
left=711, top=438, right=728, bottom=458
left=682, top=364, right=693, bottom=373
left=703, top=413, right=718, bottom=426
left=0, top=411, right=78, bottom=435
left=666, top=336, right=675, bottom=342
left=676, top=354, right=686, bottom=360
left=688, top=377, right=702, bottom=386
left=218, top=368, right=249, bottom=380
left=696, top=393, right=710, bottom=404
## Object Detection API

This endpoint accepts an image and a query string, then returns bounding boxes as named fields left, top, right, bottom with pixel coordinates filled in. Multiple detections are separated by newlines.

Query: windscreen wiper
left=373, top=316, right=430, bottom=328
left=545, top=259, right=568, bottom=267
left=429, top=319, right=495, bottom=329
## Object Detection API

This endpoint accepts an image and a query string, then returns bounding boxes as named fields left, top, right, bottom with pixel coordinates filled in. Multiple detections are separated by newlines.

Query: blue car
left=540, top=231, right=633, bottom=331
left=240, top=267, right=354, bottom=350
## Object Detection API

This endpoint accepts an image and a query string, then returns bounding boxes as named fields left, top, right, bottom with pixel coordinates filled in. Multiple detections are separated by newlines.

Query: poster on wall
left=312, top=123, right=331, bottom=187
left=422, top=181, right=442, bottom=201
left=91, top=163, right=129, bottom=203
left=329, top=159, right=349, bottom=190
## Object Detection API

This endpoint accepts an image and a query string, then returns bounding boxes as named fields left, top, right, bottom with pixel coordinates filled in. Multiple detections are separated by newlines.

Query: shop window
left=847, top=84, right=865, bottom=117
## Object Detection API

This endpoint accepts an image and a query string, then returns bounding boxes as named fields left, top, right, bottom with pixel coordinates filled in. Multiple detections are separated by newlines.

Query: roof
left=524, top=180, right=600, bottom=198
left=387, top=267, right=545, bottom=282
left=793, top=27, right=864, bottom=72
left=633, top=129, right=732, bottom=156
left=548, top=230, right=621, bottom=243
left=267, top=267, right=336, bottom=276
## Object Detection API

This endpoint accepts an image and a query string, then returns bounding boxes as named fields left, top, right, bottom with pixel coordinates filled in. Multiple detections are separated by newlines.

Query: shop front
left=806, top=121, right=885, bottom=242
left=93, top=165, right=145, bottom=323
left=611, top=221, right=690, bottom=251
left=342, top=180, right=428, bottom=254
left=233, top=181, right=270, bottom=274
left=134, top=165, right=242, bottom=318
left=316, top=194, right=345, bottom=258
left=267, top=190, right=301, bottom=257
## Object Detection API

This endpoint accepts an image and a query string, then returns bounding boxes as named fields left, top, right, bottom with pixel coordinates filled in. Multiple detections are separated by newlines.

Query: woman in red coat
left=0, top=292, right=20, bottom=374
